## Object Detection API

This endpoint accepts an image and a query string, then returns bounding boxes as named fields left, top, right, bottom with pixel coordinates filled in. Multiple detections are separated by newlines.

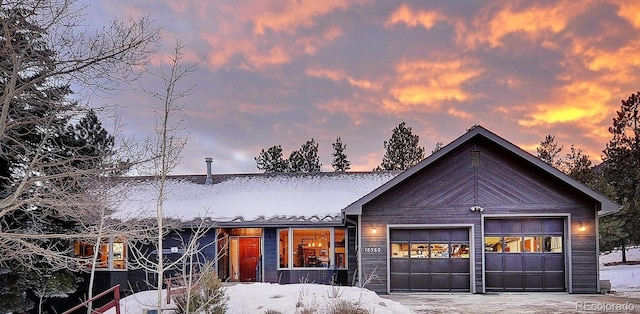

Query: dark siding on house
left=360, top=138, right=599, bottom=293
left=264, top=227, right=279, bottom=283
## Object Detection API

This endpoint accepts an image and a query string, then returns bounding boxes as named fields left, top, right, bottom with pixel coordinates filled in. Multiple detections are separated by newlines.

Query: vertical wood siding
left=360, top=138, right=598, bottom=293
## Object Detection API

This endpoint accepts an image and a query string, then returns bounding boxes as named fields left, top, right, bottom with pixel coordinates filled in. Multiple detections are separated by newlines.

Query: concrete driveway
left=380, top=292, right=640, bottom=313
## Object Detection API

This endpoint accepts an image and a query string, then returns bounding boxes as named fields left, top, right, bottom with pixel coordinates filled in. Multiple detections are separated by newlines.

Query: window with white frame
left=278, top=227, right=347, bottom=269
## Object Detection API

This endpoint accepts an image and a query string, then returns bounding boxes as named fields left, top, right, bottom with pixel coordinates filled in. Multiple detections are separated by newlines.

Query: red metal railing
left=62, top=284, right=121, bottom=314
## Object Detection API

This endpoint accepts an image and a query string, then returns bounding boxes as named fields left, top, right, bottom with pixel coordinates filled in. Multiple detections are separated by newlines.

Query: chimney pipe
left=205, top=157, right=213, bottom=185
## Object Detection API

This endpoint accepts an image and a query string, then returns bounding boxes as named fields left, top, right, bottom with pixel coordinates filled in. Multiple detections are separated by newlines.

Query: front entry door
left=239, top=237, right=260, bottom=282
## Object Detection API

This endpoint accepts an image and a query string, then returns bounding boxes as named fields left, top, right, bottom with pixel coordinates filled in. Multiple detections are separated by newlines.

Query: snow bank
left=105, top=283, right=411, bottom=314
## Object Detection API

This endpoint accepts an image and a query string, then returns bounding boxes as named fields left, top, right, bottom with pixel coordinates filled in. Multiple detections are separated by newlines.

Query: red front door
left=239, top=237, right=260, bottom=282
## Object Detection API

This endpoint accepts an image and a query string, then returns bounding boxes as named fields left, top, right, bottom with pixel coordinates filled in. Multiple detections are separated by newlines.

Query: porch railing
left=62, top=284, right=121, bottom=314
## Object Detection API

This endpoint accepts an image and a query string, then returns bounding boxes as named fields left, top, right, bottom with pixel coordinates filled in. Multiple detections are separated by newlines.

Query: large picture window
left=278, top=228, right=347, bottom=269
left=74, top=236, right=127, bottom=270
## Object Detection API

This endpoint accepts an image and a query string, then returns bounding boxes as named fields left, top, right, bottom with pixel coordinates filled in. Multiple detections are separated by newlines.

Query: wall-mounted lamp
left=579, top=224, right=586, bottom=232
left=372, top=227, right=377, bottom=234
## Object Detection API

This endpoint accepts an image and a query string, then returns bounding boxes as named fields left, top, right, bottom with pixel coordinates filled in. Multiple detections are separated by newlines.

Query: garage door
left=484, top=218, right=565, bottom=292
left=390, top=228, right=470, bottom=292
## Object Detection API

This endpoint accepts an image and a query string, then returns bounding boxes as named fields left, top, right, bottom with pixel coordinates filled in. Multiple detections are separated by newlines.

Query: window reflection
left=504, top=237, right=522, bottom=253
left=485, top=236, right=563, bottom=253
left=279, top=229, right=289, bottom=268
left=74, top=237, right=126, bottom=270
left=429, top=244, right=449, bottom=258
left=544, top=236, right=562, bottom=252
left=451, top=244, right=469, bottom=258
left=523, top=236, right=542, bottom=252
left=391, top=243, right=409, bottom=258
left=411, top=243, right=428, bottom=258
left=485, top=237, right=502, bottom=252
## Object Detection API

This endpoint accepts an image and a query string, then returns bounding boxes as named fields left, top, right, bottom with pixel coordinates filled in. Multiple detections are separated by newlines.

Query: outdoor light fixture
left=579, top=224, right=586, bottom=232
left=372, top=227, right=377, bottom=234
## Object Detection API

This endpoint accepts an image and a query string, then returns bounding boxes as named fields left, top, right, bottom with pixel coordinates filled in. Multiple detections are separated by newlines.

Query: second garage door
left=484, top=218, right=565, bottom=292
left=389, top=228, right=471, bottom=292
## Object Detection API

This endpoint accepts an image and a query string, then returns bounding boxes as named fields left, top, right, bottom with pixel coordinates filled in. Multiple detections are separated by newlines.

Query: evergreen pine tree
left=255, top=145, right=288, bottom=172
left=380, top=122, right=425, bottom=170
left=298, top=138, right=321, bottom=172
left=536, top=135, right=564, bottom=170
left=331, top=137, right=351, bottom=172
left=288, top=150, right=304, bottom=172
left=602, top=91, right=640, bottom=262
left=0, top=4, right=133, bottom=310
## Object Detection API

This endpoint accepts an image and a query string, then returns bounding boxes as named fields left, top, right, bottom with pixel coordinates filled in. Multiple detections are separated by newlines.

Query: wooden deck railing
left=62, top=284, right=121, bottom=314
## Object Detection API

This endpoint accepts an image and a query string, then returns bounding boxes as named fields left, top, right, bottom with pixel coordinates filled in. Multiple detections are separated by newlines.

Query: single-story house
left=80, top=125, right=618, bottom=297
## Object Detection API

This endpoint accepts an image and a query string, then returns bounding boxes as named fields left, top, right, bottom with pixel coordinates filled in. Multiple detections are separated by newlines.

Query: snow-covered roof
left=111, top=172, right=399, bottom=225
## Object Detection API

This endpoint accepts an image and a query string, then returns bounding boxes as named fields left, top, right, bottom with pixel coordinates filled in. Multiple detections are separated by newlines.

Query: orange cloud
left=385, top=4, right=446, bottom=29
left=296, top=25, right=343, bottom=55
left=238, top=0, right=362, bottom=35
left=519, top=81, right=612, bottom=126
left=306, top=67, right=380, bottom=90
left=463, top=1, right=590, bottom=48
left=615, top=0, right=640, bottom=28
left=388, top=59, right=482, bottom=110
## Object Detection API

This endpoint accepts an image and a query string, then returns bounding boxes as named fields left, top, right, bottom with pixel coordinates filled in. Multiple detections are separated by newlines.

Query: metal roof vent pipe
left=205, top=157, right=213, bottom=185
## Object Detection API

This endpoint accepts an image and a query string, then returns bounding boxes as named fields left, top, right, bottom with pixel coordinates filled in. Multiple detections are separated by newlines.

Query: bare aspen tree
left=131, top=39, right=198, bottom=311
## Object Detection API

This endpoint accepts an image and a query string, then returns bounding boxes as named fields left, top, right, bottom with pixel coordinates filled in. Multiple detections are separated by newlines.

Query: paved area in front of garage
left=380, top=292, right=640, bottom=313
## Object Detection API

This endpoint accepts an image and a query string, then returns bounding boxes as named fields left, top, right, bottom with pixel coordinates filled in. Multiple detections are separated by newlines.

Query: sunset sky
left=82, top=0, right=640, bottom=175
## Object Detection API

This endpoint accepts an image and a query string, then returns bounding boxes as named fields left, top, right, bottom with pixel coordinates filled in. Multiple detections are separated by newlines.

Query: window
left=484, top=236, right=563, bottom=253
left=279, top=229, right=289, bottom=268
left=391, top=241, right=469, bottom=259
left=74, top=237, right=126, bottom=270
left=391, top=243, right=409, bottom=258
left=278, top=228, right=347, bottom=269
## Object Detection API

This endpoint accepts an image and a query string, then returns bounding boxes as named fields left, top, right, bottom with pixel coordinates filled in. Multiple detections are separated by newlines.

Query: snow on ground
left=105, top=283, right=411, bottom=314
left=600, top=246, right=640, bottom=297
left=107, top=248, right=640, bottom=313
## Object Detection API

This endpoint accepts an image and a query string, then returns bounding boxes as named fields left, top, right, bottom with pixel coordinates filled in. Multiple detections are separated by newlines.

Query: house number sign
left=364, top=247, right=382, bottom=253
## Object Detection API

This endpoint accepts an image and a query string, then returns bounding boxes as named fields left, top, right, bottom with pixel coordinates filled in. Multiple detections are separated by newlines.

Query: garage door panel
left=523, top=220, right=542, bottom=233
left=485, top=254, right=502, bottom=271
left=390, top=259, right=409, bottom=273
left=544, top=219, right=563, bottom=233
left=504, top=255, right=523, bottom=271
left=430, top=258, right=451, bottom=273
left=451, top=229, right=469, bottom=241
left=451, top=274, right=470, bottom=290
left=486, top=273, right=502, bottom=288
left=544, top=273, right=565, bottom=290
left=430, top=274, right=451, bottom=291
left=503, top=274, right=524, bottom=289
left=410, top=259, right=429, bottom=273
left=524, top=274, right=543, bottom=289
left=523, top=255, right=544, bottom=271
left=429, top=229, right=451, bottom=241
left=390, top=274, right=410, bottom=291
left=410, top=274, right=429, bottom=291
left=544, top=255, right=564, bottom=271
left=451, top=259, right=470, bottom=273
